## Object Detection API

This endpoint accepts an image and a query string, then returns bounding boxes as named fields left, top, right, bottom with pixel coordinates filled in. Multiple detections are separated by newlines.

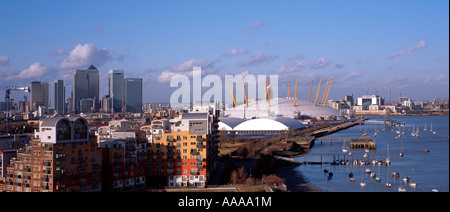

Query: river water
left=290, top=115, right=449, bottom=192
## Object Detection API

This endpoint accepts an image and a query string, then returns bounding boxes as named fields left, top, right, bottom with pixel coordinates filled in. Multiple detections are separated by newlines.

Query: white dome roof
left=233, top=117, right=305, bottom=131
left=224, top=98, right=340, bottom=119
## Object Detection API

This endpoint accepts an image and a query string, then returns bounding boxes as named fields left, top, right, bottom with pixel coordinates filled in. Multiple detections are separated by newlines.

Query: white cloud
left=59, top=43, right=114, bottom=69
left=0, top=56, right=9, bottom=65
left=287, top=54, right=304, bottom=61
left=342, top=67, right=366, bottom=80
left=387, top=40, right=427, bottom=59
left=6, top=62, right=50, bottom=80
left=335, top=61, right=345, bottom=69
left=157, top=59, right=216, bottom=83
left=276, top=57, right=332, bottom=73
left=223, top=48, right=249, bottom=57
left=238, top=52, right=278, bottom=66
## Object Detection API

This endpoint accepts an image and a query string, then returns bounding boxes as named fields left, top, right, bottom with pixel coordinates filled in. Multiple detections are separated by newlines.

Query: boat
left=423, top=122, right=428, bottom=131
left=432, top=189, right=439, bottom=192
left=349, top=172, right=354, bottom=178
left=398, top=187, right=406, bottom=192
left=360, top=182, right=366, bottom=187
left=403, top=176, right=410, bottom=183
left=348, top=152, right=352, bottom=156
left=399, top=141, right=404, bottom=157
left=365, top=168, right=371, bottom=174
left=370, top=172, right=376, bottom=178
left=392, top=172, right=400, bottom=178
left=386, top=182, right=392, bottom=187
left=409, top=168, right=417, bottom=188
left=385, top=143, right=391, bottom=165
left=421, top=149, right=430, bottom=153
left=342, top=148, right=348, bottom=153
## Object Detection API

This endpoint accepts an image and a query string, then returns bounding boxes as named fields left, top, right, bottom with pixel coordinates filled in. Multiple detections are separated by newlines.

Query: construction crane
left=0, top=86, right=30, bottom=112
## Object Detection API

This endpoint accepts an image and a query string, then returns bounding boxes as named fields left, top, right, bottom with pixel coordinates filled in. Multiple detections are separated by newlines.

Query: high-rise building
left=30, top=81, right=49, bottom=111
left=72, top=65, right=99, bottom=113
left=123, top=78, right=143, bottom=113
left=52, top=80, right=65, bottom=115
left=108, top=70, right=124, bottom=112
left=0, top=117, right=102, bottom=192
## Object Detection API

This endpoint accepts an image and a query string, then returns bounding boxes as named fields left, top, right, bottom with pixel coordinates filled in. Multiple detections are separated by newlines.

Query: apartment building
left=148, top=105, right=219, bottom=188
left=0, top=117, right=102, bottom=192
left=99, top=138, right=146, bottom=192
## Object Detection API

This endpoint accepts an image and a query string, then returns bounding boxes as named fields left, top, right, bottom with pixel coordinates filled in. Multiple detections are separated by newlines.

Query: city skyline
left=1, top=0, right=448, bottom=103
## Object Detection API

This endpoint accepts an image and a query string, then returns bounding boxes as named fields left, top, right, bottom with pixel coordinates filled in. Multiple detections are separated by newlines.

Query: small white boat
left=370, top=172, right=376, bottom=178
left=342, top=148, right=348, bottom=153
left=386, top=182, right=392, bottom=187
left=403, top=176, right=410, bottom=183
left=409, top=182, right=417, bottom=188
left=365, top=168, right=371, bottom=173
left=432, top=189, right=439, bottom=192
left=360, top=182, right=366, bottom=187
left=398, top=187, right=406, bottom=192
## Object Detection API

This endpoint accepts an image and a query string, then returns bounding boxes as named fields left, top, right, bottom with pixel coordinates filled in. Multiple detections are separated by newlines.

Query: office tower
left=52, top=80, right=65, bottom=115
left=123, top=78, right=143, bottom=113
left=0, top=117, right=102, bottom=192
left=72, top=65, right=99, bottom=113
left=108, top=70, right=124, bottom=112
left=30, top=81, right=49, bottom=111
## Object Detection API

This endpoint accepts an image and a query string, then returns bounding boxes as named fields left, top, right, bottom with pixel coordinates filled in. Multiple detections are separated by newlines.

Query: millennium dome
left=223, top=98, right=340, bottom=120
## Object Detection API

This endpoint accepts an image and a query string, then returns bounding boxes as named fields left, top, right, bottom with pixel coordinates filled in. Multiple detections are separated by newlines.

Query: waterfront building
left=30, top=81, right=49, bottom=111
left=108, top=70, right=124, bottom=113
left=148, top=106, right=219, bottom=187
left=52, top=80, right=65, bottom=115
left=72, top=65, right=99, bottom=113
left=356, top=95, right=385, bottom=110
left=0, top=117, right=102, bottom=192
left=123, top=78, right=143, bottom=113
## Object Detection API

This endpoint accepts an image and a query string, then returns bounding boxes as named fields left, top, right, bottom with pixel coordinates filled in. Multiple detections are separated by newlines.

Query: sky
left=0, top=0, right=448, bottom=104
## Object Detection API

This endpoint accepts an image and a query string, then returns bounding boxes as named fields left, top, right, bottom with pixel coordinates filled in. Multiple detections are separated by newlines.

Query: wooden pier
left=349, top=137, right=376, bottom=149
left=314, top=137, right=376, bottom=149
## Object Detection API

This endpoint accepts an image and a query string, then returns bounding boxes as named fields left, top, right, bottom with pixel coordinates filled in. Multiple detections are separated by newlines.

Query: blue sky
left=0, top=0, right=448, bottom=103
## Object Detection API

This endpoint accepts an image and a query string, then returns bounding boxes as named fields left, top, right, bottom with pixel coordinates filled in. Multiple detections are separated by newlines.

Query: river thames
left=289, top=115, right=449, bottom=192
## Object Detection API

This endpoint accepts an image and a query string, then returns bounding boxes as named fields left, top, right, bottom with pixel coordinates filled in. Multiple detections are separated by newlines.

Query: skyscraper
left=30, top=81, right=49, bottom=111
left=72, top=65, right=100, bottom=113
left=108, top=70, right=124, bottom=112
left=123, top=78, right=142, bottom=113
left=52, top=80, right=65, bottom=115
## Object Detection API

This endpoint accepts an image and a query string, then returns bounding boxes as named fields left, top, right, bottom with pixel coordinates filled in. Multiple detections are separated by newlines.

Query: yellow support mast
left=324, top=77, right=334, bottom=105
left=294, top=76, right=299, bottom=106
left=287, top=81, right=290, bottom=99
left=320, top=78, right=330, bottom=105
left=227, top=80, right=237, bottom=107
left=313, top=76, right=323, bottom=106
left=308, top=80, right=313, bottom=102
left=241, top=78, right=248, bottom=107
